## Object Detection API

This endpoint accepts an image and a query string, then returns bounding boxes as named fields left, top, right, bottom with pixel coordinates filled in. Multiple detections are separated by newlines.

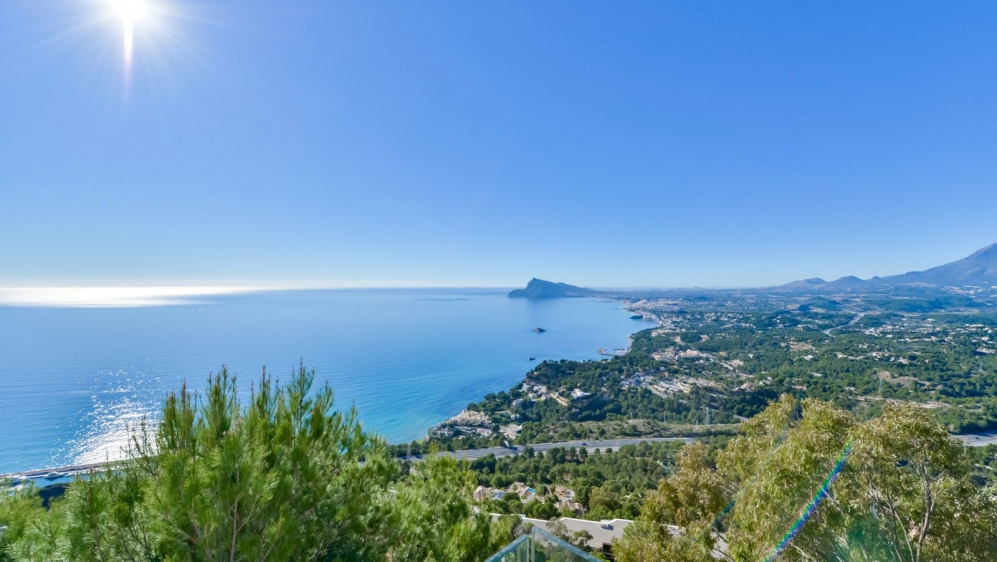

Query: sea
left=0, top=288, right=652, bottom=474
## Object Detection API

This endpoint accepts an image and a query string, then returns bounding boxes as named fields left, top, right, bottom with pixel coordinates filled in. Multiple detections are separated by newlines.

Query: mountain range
left=781, top=243, right=997, bottom=290
left=510, top=244, right=997, bottom=298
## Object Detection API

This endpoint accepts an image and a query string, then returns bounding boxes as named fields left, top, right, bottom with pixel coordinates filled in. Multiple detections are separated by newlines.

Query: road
left=0, top=461, right=119, bottom=484
left=5, top=438, right=695, bottom=485
left=823, top=312, right=867, bottom=336
left=12, top=431, right=990, bottom=487
left=11, top=429, right=991, bottom=484
left=439, top=430, right=997, bottom=459
left=438, top=437, right=695, bottom=462
left=954, top=431, right=997, bottom=447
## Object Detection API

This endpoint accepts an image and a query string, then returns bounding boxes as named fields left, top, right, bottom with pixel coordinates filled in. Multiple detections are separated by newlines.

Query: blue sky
left=2, top=1, right=996, bottom=288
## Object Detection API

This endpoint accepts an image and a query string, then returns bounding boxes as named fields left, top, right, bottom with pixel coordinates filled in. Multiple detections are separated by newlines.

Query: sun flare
left=109, top=0, right=149, bottom=25
left=107, top=0, right=151, bottom=72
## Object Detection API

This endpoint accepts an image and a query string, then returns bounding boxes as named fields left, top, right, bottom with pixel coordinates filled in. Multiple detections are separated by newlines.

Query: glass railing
left=485, top=534, right=530, bottom=562
left=485, top=526, right=603, bottom=562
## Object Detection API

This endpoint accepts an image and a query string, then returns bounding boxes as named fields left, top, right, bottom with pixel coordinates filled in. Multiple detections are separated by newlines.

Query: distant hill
left=780, top=278, right=828, bottom=289
left=508, top=278, right=600, bottom=299
left=829, top=275, right=866, bottom=287
left=784, top=244, right=997, bottom=289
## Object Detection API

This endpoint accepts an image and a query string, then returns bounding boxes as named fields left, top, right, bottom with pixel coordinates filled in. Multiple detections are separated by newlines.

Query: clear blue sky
left=2, top=1, right=996, bottom=288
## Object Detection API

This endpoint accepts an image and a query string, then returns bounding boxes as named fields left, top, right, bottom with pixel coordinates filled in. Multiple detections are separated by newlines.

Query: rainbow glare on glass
left=764, top=441, right=853, bottom=562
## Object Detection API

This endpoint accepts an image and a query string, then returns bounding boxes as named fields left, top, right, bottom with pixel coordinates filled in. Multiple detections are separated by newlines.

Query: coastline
left=427, top=298, right=656, bottom=442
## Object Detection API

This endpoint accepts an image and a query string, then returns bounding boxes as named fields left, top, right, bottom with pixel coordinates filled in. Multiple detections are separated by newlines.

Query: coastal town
left=427, top=282, right=997, bottom=461
left=431, top=383, right=593, bottom=440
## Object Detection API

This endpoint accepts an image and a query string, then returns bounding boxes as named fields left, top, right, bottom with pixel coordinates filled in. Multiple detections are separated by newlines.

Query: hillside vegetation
left=616, top=396, right=997, bottom=562
left=0, top=366, right=504, bottom=562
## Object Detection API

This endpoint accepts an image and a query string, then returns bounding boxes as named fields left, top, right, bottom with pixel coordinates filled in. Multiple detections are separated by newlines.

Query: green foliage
left=470, top=442, right=682, bottom=520
left=0, top=488, right=67, bottom=562
left=613, top=445, right=725, bottom=562
left=487, top=515, right=530, bottom=555
left=127, top=364, right=397, bottom=561
left=721, top=398, right=853, bottom=561
left=615, top=395, right=997, bottom=562
left=391, top=453, right=493, bottom=562
left=843, top=403, right=997, bottom=562
left=1, top=365, right=490, bottom=562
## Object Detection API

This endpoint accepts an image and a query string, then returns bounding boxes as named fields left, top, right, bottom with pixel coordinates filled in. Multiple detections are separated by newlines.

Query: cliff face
left=508, top=279, right=599, bottom=299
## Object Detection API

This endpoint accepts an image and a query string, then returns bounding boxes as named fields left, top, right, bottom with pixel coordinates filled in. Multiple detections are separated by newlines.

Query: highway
left=955, top=431, right=997, bottom=447
left=14, top=429, right=994, bottom=493
left=4, top=437, right=696, bottom=486
left=9, top=430, right=991, bottom=486
left=0, top=461, right=118, bottom=486
left=439, top=437, right=696, bottom=461
left=823, top=312, right=867, bottom=336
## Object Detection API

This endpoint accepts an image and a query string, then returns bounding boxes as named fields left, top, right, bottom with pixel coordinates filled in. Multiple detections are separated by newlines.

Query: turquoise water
left=0, top=289, right=651, bottom=473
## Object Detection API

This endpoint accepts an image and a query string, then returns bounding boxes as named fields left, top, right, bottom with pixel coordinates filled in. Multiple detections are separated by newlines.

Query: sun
left=110, top=0, right=149, bottom=25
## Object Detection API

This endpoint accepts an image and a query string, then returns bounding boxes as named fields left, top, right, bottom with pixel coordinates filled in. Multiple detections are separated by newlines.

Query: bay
left=0, top=288, right=650, bottom=473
